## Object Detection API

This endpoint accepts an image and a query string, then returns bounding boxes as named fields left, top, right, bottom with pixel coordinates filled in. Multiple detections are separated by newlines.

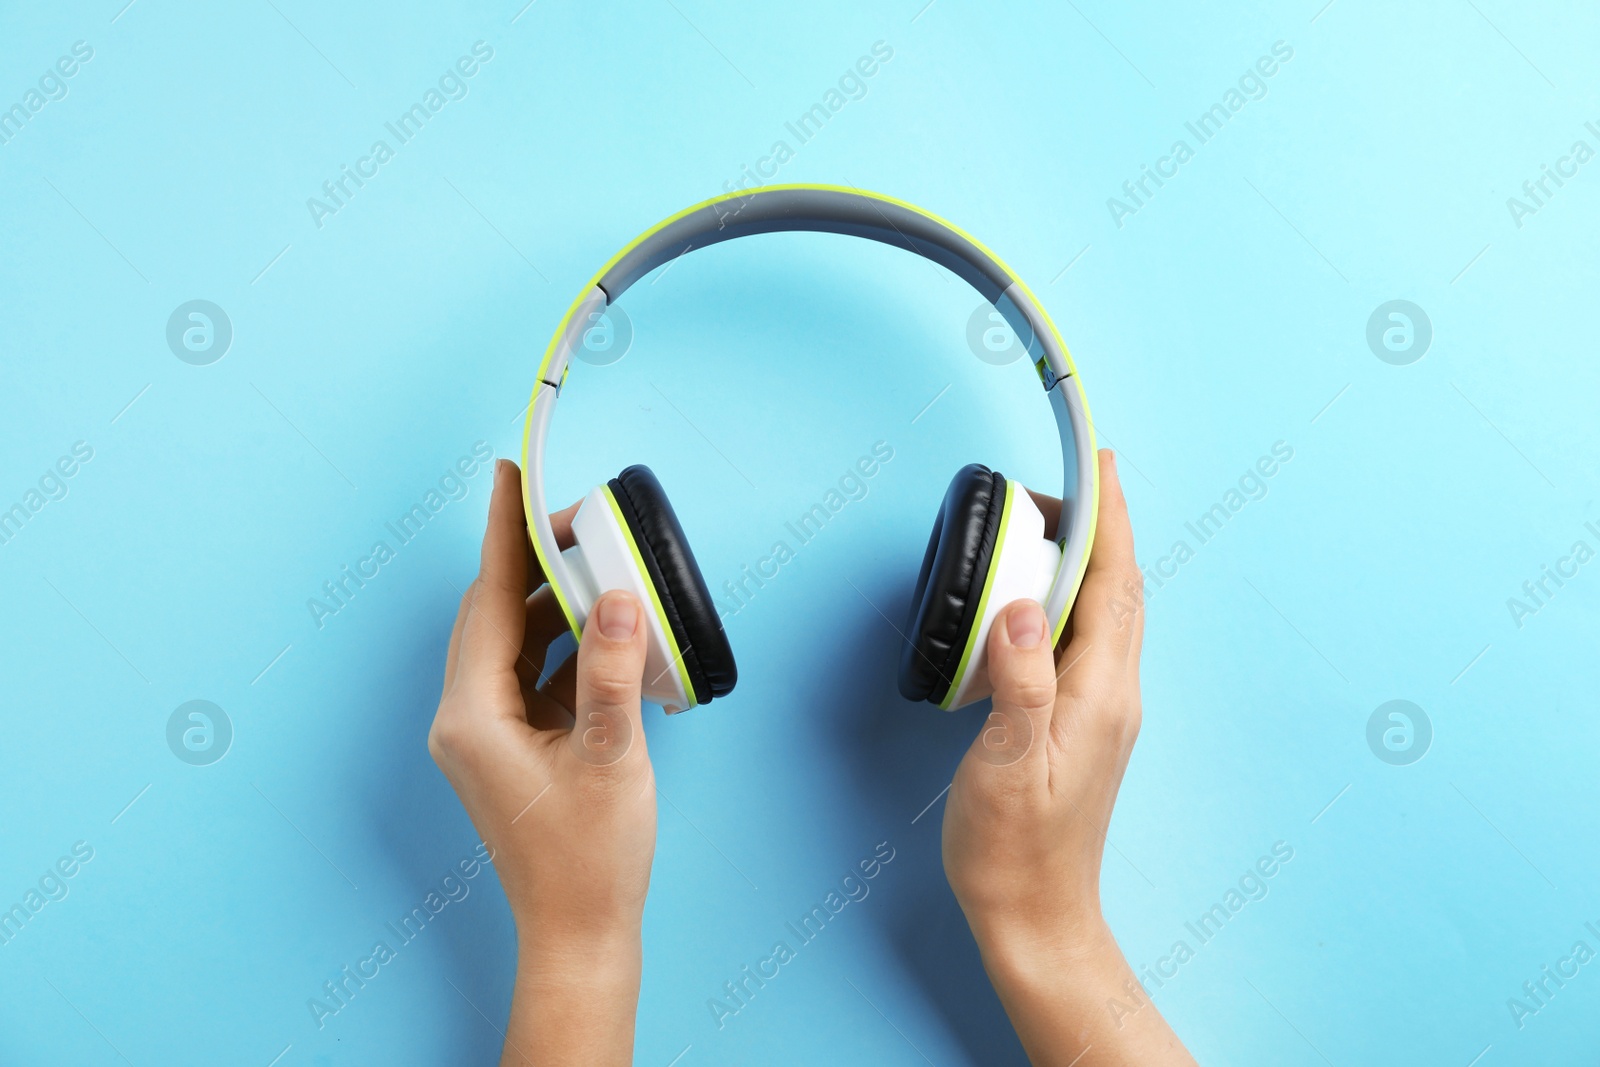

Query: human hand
left=941, top=450, right=1194, bottom=1065
left=429, top=458, right=655, bottom=1067
left=943, top=448, right=1141, bottom=952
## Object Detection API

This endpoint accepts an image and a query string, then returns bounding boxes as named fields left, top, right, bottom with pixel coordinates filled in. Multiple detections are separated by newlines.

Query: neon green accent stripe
left=1020, top=251, right=1097, bottom=643
left=533, top=183, right=1088, bottom=387
left=1052, top=464, right=1099, bottom=647
left=1049, top=386, right=1100, bottom=647
left=601, top=485, right=697, bottom=710
left=520, top=387, right=580, bottom=638
left=533, top=287, right=601, bottom=394
left=523, top=283, right=601, bottom=637
left=1007, top=211, right=1094, bottom=648
left=940, top=479, right=1015, bottom=711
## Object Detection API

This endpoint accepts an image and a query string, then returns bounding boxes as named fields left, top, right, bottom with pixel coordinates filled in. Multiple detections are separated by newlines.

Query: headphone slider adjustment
left=1035, top=358, right=1060, bottom=391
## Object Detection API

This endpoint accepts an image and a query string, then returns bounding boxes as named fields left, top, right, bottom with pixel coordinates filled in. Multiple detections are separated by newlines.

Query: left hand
left=429, top=458, right=656, bottom=1066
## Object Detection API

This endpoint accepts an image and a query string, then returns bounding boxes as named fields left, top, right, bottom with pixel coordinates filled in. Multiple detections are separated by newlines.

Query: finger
left=570, top=590, right=649, bottom=765
left=539, top=653, right=577, bottom=714
left=517, top=571, right=575, bottom=734
left=1025, top=486, right=1063, bottom=540
left=1061, top=450, right=1143, bottom=668
left=524, top=674, right=575, bottom=731
left=528, top=498, right=582, bottom=590
left=458, top=493, right=578, bottom=695
left=549, top=498, right=580, bottom=549
left=461, top=459, right=532, bottom=677
left=965, top=599, right=1057, bottom=772
left=441, top=586, right=472, bottom=697
left=516, top=586, right=575, bottom=693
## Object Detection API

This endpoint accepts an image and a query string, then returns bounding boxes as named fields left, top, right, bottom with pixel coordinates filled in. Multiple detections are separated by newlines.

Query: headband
left=521, top=184, right=1098, bottom=650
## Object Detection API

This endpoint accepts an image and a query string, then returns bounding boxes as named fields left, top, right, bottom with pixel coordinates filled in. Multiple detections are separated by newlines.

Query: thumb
left=967, top=599, right=1058, bottom=770
left=569, top=590, right=649, bottom=768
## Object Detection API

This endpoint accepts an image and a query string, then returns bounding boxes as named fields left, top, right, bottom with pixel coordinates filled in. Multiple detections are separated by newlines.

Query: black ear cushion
left=898, top=464, right=1007, bottom=704
left=606, top=465, right=737, bottom=704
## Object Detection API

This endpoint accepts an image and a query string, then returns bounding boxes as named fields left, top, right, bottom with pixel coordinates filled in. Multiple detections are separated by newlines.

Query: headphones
left=521, top=185, right=1098, bottom=714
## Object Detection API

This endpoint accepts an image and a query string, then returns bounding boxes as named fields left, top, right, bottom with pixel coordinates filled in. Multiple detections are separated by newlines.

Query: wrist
left=968, top=909, right=1196, bottom=1065
left=505, top=919, right=643, bottom=1066
left=971, top=909, right=1119, bottom=993
left=515, top=918, right=642, bottom=993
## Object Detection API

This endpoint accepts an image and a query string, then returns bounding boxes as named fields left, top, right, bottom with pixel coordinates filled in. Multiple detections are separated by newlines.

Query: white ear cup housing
left=558, top=486, right=694, bottom=714
left=945, top=484, right=1063, bottom=710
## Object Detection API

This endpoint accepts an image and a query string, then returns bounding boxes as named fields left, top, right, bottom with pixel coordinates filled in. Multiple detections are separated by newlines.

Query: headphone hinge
left=1035, top=358, right=1060, bottom=391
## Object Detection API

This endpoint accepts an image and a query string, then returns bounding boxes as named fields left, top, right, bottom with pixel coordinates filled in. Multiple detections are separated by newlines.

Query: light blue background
left=3, top=1, right=1598, bottom=1064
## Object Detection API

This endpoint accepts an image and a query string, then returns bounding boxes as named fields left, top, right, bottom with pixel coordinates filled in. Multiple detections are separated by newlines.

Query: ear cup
left=606, top=465, right=738, bottom=703
left=899, top=464, right=1007, bottom=704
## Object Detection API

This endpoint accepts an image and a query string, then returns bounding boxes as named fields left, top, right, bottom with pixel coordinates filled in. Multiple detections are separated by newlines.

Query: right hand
left=941, top=449, right=1145, bottom=955
left=940, top=451, right=1194, bottom=1065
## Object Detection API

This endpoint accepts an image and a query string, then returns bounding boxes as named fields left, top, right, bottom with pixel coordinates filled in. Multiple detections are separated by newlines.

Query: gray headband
left=523, top=185, right=1098, bottom=645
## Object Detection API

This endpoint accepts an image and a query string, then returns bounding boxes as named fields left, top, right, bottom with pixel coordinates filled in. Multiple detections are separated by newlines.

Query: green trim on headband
left=1050, top=426, right=1100, bottom=649
left=533, top=184, right=1088, bottom=387
left=521, top=390, right=581, bottom=638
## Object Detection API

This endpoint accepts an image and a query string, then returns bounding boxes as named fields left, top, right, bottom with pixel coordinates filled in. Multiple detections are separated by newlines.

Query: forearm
left=976, top=919, right=1196, bottom=1067
left=501, top=923, right=643, bottom=1067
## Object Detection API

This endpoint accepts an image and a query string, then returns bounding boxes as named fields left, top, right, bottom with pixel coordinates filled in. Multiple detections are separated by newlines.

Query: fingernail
left=1006, top=601, right=1046, bottom=648
left=597, top=594, right=639, bottom=639
left=495, top=458, right=508, bottom=476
